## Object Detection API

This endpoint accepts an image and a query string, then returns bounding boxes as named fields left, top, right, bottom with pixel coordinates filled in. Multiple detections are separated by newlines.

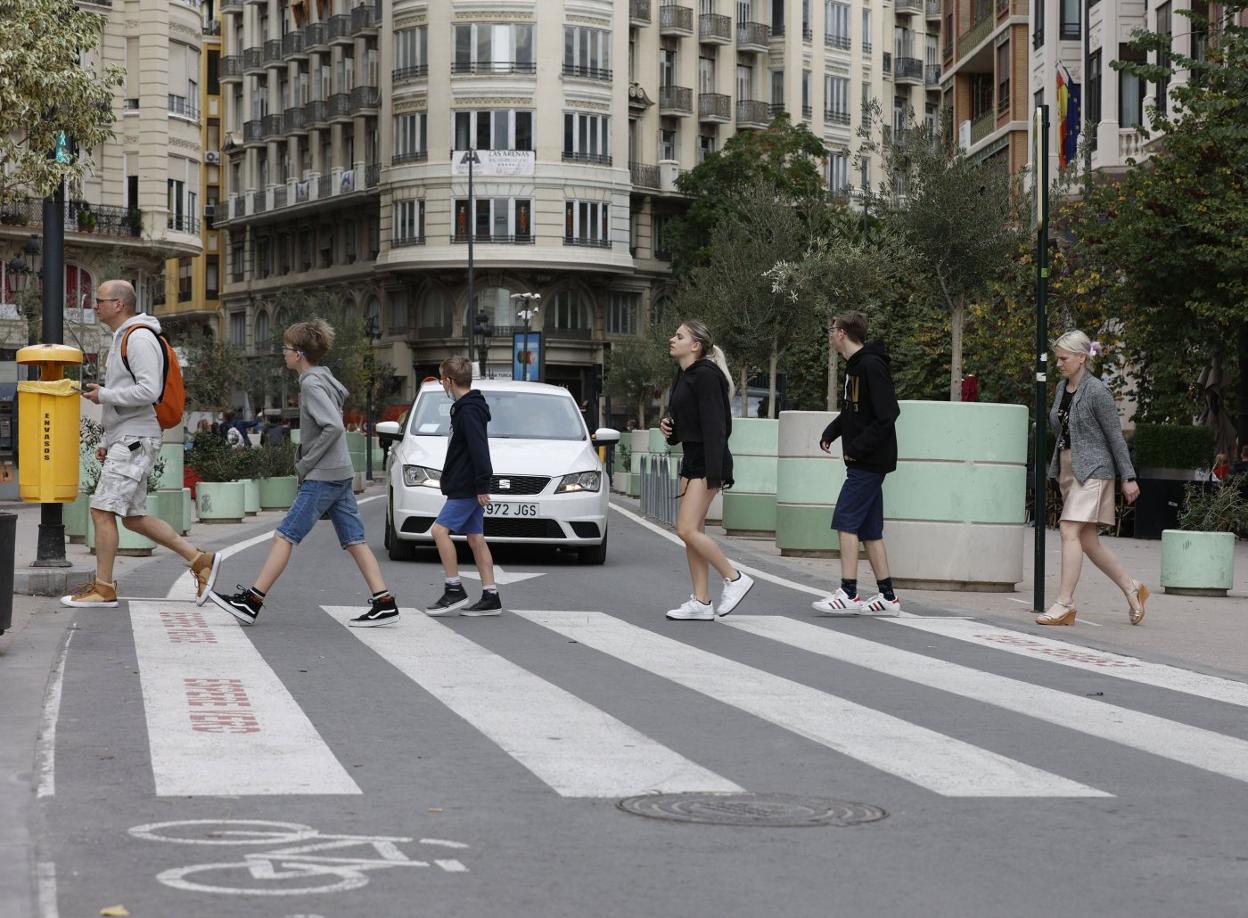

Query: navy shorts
left=276, top=479, right=366, bottom=549
left=831, top=466, right=887, bottom=541
left=435, top=496, right=485, bottom=535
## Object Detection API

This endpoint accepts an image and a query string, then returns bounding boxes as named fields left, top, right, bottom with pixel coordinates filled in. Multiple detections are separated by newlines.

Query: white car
left=377, top=379, right=620, bottom=564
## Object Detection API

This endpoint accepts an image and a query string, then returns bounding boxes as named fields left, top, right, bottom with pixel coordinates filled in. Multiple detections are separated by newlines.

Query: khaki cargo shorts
left=90, top=436, right=161, bottom=517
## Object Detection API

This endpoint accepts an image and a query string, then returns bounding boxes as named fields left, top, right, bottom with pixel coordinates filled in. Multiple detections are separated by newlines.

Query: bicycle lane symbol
left=128, top=820, right=471, bottom=897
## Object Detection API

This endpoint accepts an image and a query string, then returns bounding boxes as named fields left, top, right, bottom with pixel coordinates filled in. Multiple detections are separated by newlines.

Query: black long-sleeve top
left=820, top=342, right=900, bottom=473
left=441, top=390, right=494, bottom=498
left=666, top=359, right=733, bottom=487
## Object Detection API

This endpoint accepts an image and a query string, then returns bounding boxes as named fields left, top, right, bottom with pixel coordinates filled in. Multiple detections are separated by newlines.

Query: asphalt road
left=26, top=495, right=1248, bottom=918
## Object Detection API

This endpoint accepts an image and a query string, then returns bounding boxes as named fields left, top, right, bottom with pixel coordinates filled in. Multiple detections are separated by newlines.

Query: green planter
left=1160, top=529, right=1235, bottom=596
left=65, top=491, right=90, bottom=543
left=157, top=442, right=184, bottom=489
left=182, top=487, right=193, bottom=530
left=196, top=480, right=246, bottom=523
left=241, top=478, right=260, bottom=515
left=723, top=418, right=779, bottom=536
left=258, top=475, right=299, bottom=509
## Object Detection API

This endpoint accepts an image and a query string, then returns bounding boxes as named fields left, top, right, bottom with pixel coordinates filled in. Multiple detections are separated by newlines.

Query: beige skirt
left=1058, top=449, right=1116, bottom=526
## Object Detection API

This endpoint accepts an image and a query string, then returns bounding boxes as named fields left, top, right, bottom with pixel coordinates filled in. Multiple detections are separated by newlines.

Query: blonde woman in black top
left=660, top=320, right=755, bottom=621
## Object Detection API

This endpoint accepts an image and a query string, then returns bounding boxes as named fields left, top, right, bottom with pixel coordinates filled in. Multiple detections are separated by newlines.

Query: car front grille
left=489, top=474, right=550, bottom=496
left=484, top=517, right=565, bottom=538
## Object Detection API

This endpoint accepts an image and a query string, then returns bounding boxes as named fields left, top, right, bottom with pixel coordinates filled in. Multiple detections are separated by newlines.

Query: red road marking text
left=184, top=678, right=261, bottom=733
left=161, top=610, right=218, bottom=644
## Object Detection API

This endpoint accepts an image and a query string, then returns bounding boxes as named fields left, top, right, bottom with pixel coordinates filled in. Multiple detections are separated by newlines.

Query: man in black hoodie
left=425, top=356, right=502, bottom=616
left=813, top=311, right=902, bottom=616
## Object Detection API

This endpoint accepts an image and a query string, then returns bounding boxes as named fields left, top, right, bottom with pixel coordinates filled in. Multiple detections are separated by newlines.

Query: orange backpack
left=121, top=326, right=186, bottom=429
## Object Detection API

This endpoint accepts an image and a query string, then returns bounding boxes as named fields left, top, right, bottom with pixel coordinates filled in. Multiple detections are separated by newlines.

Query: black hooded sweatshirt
left=666, top=359, right=734, bottom=488
left=820, top=342, right=900, bottom=473
left=441, top=390, right=494, bottom=498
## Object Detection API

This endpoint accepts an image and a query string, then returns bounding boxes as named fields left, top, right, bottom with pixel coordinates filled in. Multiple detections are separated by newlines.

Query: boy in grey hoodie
left=209, top=319, right=398, bottom=627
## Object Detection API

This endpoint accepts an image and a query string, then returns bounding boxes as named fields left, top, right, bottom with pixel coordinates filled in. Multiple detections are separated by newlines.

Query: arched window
left=418, top=287, right=454, bottom=330
left=254, top=310, right=271, bottom=352
left=65, top=264, right=94, bottom=318
left=549, top=290, right=592, bottom=330
left=468, top=285, right=515, bottom=329
left=273, top=306, right=292, bottom=334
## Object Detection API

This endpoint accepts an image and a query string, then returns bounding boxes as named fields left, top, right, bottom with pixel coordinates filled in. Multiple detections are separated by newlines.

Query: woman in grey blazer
left=1037, top=330, right=1149, bottom=626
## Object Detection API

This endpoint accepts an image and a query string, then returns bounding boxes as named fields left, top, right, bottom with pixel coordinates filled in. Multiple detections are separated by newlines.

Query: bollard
left=0, top=511, right=15, bottom=634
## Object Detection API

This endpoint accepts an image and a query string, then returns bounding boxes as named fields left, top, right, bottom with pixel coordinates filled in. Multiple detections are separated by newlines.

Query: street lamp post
left=510, top=292, right=540, bottom=382
left=34, top=180, right=68, bottom=567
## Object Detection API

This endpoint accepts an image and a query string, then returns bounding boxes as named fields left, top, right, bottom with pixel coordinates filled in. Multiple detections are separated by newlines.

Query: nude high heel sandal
left=1036, top=600, right=1077, bottom=626
left=1128, top=581, right=1149, bottom=626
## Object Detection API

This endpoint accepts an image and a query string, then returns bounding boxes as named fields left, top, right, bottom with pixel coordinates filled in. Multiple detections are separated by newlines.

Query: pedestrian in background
left=1212, top=452, right=1230, bottom=482
left=209, top=319, right=398, bottom=628
left=1036, top=330, right=1147, bottom=626
left=62, top=279, right=220, bottom=608
left=424, top=355, right=503, bottom=616
left=812, top=311, right=903, bottom=616
left=660, top=320, right=754, bottom=621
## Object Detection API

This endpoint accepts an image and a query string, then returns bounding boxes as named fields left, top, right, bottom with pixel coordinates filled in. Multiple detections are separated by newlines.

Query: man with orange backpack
left=62, top=279, right=221, bottom=608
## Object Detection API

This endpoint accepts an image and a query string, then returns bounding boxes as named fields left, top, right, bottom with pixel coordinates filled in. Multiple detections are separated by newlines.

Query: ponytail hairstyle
left=681, top=318, right=735, bottom=399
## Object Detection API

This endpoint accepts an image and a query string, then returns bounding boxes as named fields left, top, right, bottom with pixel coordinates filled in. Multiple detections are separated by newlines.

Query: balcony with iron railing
left=263, top=39, right=281, bottom=65
left=350, top=85, right=380, bottom=113
left=659, top=4, right=694, bottom=35
left=327, top=13, right=352, bottom=43
left=563, top=236, right=611, bottom=249
left=282, top=31, right=304, bottom=57
left=394, top=64, right=428, bottom=83
left=261, top=113, right=283, bottom=139
left=283, top=106, right=307, bottom=133
left=242, top=47, right=262, bottom=72
left=896, top=0, right=924, bottom=14
left=658, top=85, right=693, bottom=115
left=926, top=64, right=942, bottom=85
left=251, top=190, right=267, bottom=214
left=825, top=33, right=851, bottom=50
left=168, top=95, right=200, bottom=120
left=927, top=0, right=942, bottom=17
left=802, top=104, right=813, bottom=119
left=451, top=61, right=537, bottom=75
left=0, top=196, right=145, bottom=240
left=327, top=92, right=352, bottom=119
left=698, top=92, right=731, bottom=121
left=546, top=327, right=595, bottom=340
left=736, top=99, right=770, bottom=127
left=393, top=233, right=426, bottom=248
left=167, top=213, right=200, bottom=234
left=958, top=9, right=994, bottom=55
left=737, top=21, right=769, bottom=49
left=393, top=150, right=428, bottom=165
left=699, top=13, right=731, bottom=43
left=220, top=55, right=242, bottom=80
left=631, top=0, right=651, bottom=24
left=825, top=109, right=851, bottom=125
left=243, top=119, right=263, bottom=143
left=562, top=64, right=612, bottom=81
left=997, top=81, right=1010, bottom=115
left=366, top=162, right=380, bottom=187
left=304, top=21, right=325, bottom=48
left=220, top=0, right=242, bottom=10
left=629, top=161, right=660, bottom=188
left=304, top=99, right=328, bottom=126
left=352, top=2, right=380, bottom=33
left=451, top=233, right=535, bottom=245
left=969, top=109, right=995, bottom=144
left=562, top=151, right=613, bottom=165
left=768, top=102, right=786, bottom=117
left=894, top=56, right=923, bottom=83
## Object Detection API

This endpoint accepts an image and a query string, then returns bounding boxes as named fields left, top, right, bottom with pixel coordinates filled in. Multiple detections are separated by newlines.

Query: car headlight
left=402, top=464, right=442, bottom=488
left=555, top=471, right=601, bottom=494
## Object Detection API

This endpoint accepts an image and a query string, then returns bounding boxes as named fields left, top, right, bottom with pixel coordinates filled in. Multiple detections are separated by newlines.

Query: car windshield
left=407, top=390, right=587, bottom=441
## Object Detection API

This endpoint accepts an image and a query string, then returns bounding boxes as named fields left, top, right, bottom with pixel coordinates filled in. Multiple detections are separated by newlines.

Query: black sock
left=841, top=579, right=857, bottom=598
left=246, top=587, right=265, bottom=606
left=371, top=590, right=391, bottom=600
left=728, top=572, right=741, bottom=583
left=878, top=578, right=896, bottom=602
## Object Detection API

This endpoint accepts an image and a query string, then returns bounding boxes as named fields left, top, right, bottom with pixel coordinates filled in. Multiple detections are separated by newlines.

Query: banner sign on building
left=453, top=150, right=536, bottom=177
left=512, top=332, right=543, bottom=382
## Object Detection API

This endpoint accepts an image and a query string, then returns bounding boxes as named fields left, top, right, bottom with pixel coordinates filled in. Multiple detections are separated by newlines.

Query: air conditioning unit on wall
left=204, top=151, right=221, bottom=164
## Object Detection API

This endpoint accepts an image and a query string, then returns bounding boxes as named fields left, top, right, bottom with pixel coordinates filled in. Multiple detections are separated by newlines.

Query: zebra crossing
left=127, top=598, right=1248, bottom=802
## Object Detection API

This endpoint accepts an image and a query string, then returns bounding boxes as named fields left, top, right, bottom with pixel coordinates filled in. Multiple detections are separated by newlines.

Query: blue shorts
left=831, top=466, right=887, bottom=541
left=435, top=497, right=485, bottom=536
left=276, top=479, right=367, bottom=548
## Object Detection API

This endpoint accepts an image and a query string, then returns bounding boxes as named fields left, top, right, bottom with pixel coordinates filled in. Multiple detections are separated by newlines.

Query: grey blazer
left=1048, top=373, right=1136, bottom=484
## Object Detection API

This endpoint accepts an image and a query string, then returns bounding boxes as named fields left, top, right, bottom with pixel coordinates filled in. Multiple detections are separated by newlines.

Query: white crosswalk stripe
left=323, top=606, right=743, bottom=798
left=728, top=616, right=1248, bottom=786
left=130, top=601, right=360, bottom=796
left=510, top=610, right=1109, bottom=798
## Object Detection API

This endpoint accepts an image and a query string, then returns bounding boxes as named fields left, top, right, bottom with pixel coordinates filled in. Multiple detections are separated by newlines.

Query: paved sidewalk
left=614, top=495, right=1248, bottom=683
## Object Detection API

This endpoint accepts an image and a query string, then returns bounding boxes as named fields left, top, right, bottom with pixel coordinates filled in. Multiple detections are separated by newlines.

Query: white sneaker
left=811, top=588, right=863, bottom=616
left=860, top=593, right=901, bottom=616
left=666, top=596, right=716, bottom=621
left=717, top=572, right=755, bottom=617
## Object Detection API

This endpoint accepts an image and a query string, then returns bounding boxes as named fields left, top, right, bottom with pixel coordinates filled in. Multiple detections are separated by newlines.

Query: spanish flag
left=1056, top=64, right=1082, bottom=169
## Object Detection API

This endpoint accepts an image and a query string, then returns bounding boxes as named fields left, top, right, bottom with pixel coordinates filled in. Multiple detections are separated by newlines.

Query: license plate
left=484, top=502, right=540, bottom=518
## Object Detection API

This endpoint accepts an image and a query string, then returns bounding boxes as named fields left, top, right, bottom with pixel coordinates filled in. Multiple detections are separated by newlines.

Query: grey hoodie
left=295, top=365, right=354, bottom=481
left=98, top=312, right=165, bottom=447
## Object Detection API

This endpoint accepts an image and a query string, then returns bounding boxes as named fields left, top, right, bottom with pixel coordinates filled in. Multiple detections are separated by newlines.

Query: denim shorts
left=276, top=479, right=367, bottom=548
left=434, top=496, right=485, bottom=536
left=830, top=466, right=887, bottom=541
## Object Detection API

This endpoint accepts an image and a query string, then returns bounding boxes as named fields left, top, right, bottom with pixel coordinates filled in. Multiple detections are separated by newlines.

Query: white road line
left=130, top=601, right=360, bottom=796
left=36, top=861, right=58, bottom=918
left=162, top=494, right=385, bottom=600
left=324, top=606, right=742, bottom=798
left=35, top=625, right=76, bottom=799
left=728, top=616, right=1248, bottom=787
left=891, top=616, right=1248, bottom=708
left=513, top=610, right=1106, bottom=798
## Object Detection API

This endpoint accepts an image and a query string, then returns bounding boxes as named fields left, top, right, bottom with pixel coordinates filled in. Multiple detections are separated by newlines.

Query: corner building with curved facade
left=217, top=0, right=941, bottom=409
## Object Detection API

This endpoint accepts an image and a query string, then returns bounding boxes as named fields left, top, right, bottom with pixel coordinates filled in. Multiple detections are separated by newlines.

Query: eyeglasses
left=94, top=297, right=121, bottom=307
left=280, top=345, right=300, bottom=354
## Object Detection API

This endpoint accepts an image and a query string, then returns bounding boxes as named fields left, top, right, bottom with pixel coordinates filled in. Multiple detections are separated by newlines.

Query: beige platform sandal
left=1035, top=600, right=1077, bottom=626
left=1128, top=580, right=1149, bottom=626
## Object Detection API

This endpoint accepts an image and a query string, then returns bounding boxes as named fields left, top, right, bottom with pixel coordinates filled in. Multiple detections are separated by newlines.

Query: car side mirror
left=376, top=420, right=402, bottom=444
left=591, top=427, right=620, bottom=446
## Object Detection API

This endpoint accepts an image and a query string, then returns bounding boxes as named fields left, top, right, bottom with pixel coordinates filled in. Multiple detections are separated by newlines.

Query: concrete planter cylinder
left=65, top=491, right=90, bottom=543
left=196, top=480, right=246, bottom=523
left=723, top=418, right=779, bottom=537
left=153, top=489, right=186, bottom=534
left=157, top=441, right=184, bottom=490
left=241, top=478, right=260, bottom=515
left=775, top=402, right=1027, bottom=591
left=259, top=475, right=299, bottom=509
left=1160, top=529, right=1235, bottom=596
left=627, top=429, right=649, bottom=498
left=182, top=487, right=193, bottom=530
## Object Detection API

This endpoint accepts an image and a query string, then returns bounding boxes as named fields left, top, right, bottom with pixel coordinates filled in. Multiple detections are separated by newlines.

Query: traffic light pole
left=1033, top=106, right=1050, bottom=612
left=34, top=181, right=69, bottom=568
left=466, top=149, right=475, bottom=369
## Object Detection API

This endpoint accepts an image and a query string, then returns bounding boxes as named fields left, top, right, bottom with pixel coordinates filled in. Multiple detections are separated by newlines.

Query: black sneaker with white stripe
left=209, top=586, right=262, bottom=626
left=349, top=594, right=399, bottom=628
left=425, top=583, right=470, bottom=616
left=462, top=592, right=503, bottom=617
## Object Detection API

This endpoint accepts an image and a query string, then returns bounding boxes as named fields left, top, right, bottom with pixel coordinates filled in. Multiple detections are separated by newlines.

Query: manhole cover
left=616, top=793, right=886, bottom=828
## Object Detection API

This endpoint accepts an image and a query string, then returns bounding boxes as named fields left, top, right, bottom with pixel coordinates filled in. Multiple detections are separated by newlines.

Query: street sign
left=452, top=149, right=535, bottom=177
left=512, top=332, right=543, bottom=382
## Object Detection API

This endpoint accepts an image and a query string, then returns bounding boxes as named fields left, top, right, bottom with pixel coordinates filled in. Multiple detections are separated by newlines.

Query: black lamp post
left=472, top=308, right=492, bottom=378
left=364, top=313, right=380, bottom=482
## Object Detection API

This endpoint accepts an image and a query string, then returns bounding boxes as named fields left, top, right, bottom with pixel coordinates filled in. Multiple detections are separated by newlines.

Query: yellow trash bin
left=17, top=344, right=83, bottom=503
